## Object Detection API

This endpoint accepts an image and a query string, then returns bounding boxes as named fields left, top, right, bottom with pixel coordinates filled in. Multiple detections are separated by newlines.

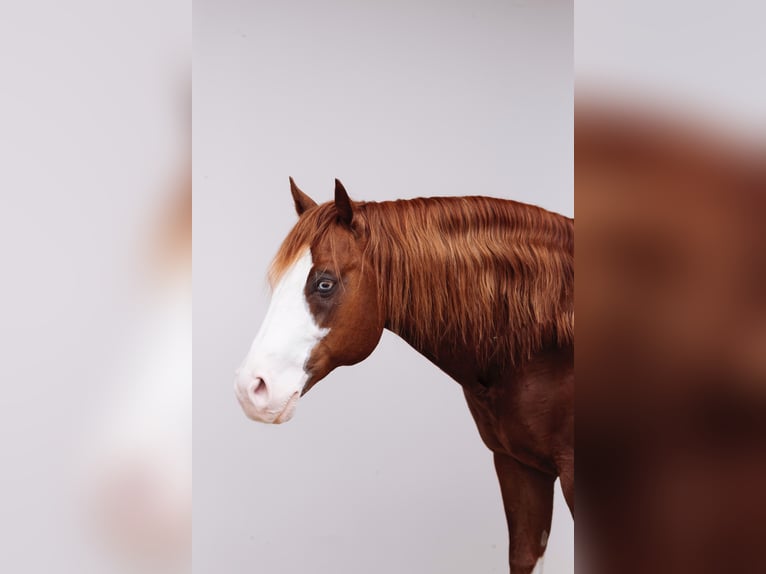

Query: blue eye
left=317, top=279, right=335, bottom=293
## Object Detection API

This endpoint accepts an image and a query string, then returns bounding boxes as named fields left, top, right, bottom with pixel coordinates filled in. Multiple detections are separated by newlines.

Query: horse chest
left=463, top=381, right=561, bottom=474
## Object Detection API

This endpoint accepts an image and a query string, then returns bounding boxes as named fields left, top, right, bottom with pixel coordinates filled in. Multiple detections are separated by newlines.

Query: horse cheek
left=334, top=281, right=384, bottom=366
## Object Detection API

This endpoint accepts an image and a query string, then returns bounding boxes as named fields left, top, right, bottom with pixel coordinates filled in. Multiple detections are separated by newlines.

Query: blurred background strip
left=0, top=1, right=190, bottom=573
left=576, top=1, right=766, bottom=572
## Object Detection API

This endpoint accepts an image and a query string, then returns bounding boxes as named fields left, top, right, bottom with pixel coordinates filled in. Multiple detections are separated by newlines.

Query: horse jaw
left=235, top=248, right=328, bottom=423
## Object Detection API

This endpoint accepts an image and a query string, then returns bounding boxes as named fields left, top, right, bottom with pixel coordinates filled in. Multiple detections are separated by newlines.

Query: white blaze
left=235, top=249, right=328, bottom=423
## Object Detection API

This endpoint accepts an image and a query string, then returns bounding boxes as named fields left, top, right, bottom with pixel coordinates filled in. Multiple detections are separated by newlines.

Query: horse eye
left=316, top=280, right=335, bottom=293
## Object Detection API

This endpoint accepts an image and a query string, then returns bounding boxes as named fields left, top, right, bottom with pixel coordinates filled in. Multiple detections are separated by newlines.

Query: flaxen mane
left=271, top=196, right=573, bottom=367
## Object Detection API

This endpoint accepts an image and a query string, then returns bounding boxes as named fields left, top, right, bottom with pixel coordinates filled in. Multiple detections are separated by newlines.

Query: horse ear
left=334, top=178, right=353, bottom=226
left=289, top=177, right=317, bottom=216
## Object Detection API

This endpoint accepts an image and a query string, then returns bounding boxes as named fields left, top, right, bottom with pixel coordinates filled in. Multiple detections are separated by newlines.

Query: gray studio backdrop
left=194, top=1, right=573, bottom=572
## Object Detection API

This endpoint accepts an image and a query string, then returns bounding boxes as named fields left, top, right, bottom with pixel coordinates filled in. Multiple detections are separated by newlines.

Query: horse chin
left=272, top=392, right=300, bottom=424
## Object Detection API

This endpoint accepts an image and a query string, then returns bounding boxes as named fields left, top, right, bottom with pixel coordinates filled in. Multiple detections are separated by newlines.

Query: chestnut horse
left=235, top=179, right=574, bottom=573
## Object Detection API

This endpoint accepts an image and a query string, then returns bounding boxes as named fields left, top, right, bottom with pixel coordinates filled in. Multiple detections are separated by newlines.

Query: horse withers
left=235, top=179, right=574, bottom=574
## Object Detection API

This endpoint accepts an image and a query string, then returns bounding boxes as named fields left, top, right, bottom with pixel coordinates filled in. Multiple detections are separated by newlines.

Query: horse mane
left=271, top=195, right=574, bottom=367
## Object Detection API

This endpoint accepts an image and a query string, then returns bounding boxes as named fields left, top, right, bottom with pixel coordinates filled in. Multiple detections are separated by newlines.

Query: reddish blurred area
left=576, top=100, right=766, bottom=573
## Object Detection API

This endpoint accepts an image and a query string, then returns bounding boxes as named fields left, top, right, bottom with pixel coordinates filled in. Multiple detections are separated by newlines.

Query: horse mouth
left=273, top=392, right=300, bottom=424
left=234, top=384, right=301, bottom=424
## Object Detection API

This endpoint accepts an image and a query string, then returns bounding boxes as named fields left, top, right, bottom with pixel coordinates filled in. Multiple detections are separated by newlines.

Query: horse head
left=234, top=179, right=385, bottom=423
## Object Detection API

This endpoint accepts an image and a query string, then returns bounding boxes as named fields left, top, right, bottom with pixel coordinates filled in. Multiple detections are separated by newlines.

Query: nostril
left=253, top=378, right=267, bottom=397
left=249, top=377, right=269, bottom=406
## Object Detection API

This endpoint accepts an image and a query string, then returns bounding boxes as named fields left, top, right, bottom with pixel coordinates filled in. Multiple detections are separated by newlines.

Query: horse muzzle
left=234, top=371, right=302, bottom=424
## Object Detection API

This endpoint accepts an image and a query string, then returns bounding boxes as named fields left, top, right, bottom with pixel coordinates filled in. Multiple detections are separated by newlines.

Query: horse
left=235, top=178, right=574, bottom=574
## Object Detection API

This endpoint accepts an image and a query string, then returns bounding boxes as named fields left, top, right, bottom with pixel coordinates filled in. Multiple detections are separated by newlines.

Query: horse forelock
left=268, top=202, right=345, bottom=288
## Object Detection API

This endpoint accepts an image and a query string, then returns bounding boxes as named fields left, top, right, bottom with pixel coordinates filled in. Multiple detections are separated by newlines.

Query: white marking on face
left=235, top=249, right=328, bottom=423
